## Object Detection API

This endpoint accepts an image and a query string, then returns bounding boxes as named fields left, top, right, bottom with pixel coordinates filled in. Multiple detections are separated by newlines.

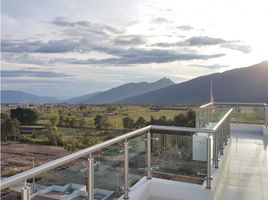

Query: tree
left=10, top=108, right=38, bottom=125
left=1, top=113, right=20, bottom=141
left=59, top=115, right=65, bottom=126
left=79, top=118, right=87, bottom=128
left=50, top=115, right=59, bottom=127
left=79, top=105, right=87, bottom=111
left=135, top=117, right=146, bottom=128
left=11, top=118, right=20, bottom=140
left=123, top=116, right=135, bottom=129
left=64, top=117, right=71, bottom=127
left=70, top=117, right=78, bottom=127
left=48, top=132, right=62, bottom=146
left=94, top=115, right=110, bottom=129
left=149, top=116, right=168, bottom=125
left=173, top=114, right=189, bottom=127
left=186, top=109, right=196, bottom=127
left=158, top=116, right=168, bottom=125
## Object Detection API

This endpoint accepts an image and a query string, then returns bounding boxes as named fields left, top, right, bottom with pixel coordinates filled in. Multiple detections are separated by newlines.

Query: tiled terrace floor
left=215, top=124, right=268, bottom=200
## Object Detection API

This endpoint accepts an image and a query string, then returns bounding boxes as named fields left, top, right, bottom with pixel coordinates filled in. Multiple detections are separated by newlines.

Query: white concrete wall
left=120, top=140, right=231, bottom=200
left=263, top=126, right=268, bottom=136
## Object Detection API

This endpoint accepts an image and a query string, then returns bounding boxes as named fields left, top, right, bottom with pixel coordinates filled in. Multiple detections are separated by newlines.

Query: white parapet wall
left=263, top=126, right=268, bottom=136
left=119, top=140, right=231, bottom=200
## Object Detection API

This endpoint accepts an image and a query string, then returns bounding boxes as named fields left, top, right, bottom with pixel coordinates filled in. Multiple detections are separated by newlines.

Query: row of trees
left=122, top=109, right=195, bottom=130
left=10, top=108, right=38, bottom=125
left=58, top=115, right=87, bottom=128
left=1, top=108, right=38, bottom=142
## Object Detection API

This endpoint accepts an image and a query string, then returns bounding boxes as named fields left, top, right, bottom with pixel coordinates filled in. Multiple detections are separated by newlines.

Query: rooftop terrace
left=1, top=102, right=268, bottom=200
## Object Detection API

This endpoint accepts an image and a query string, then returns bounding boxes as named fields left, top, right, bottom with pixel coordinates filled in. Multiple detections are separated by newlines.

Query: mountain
left=79, top=77, right=175, bottom=104
left=117, top=61, right=268, bottom=104
left=63, top=91, right=102, bottom=104
left=1, top=90, right=59, bottom=104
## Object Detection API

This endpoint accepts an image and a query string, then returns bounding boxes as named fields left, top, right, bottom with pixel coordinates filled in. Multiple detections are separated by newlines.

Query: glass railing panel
left=31, top=159, right=89, bottom=200
left=215, top=104, right=265, bottom=125
left=196, top=108, right=210, bottom=128
left=196, top=107, right=230, bottom=128
left=93, top=143, right=124, bottom=199
left=1, top=181, right=30, bottom=200
left=236, top=106, right=265, bottom=125
left=265, top=105, right=268, bottom=127
left=151, top=130, right=207, bottom=185
left=128, top=134, right=146, bottom=187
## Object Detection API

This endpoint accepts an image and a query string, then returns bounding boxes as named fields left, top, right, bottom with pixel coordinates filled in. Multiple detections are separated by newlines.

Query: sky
left=1, top=0, right=268, bottom=99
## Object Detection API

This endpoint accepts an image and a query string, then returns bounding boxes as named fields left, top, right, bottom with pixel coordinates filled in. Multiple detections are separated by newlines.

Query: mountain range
left=0, top=90, right=59, bottom=104
left=63, top=77, right=174, bottom=104
left=1, top=61, right=268, bottom=104
left=117, top=61, right=268, bottom=104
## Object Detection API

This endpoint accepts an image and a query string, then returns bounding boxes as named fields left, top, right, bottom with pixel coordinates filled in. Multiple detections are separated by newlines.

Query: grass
left=36, top=105, right=191, bottom=129
left=12, top=105, right=191, bottom=149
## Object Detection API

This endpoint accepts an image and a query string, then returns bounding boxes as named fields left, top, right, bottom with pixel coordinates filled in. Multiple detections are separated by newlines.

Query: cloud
left=2, top=53, right=54, bottom=65
left=35, top=39, right=87, bottom=53
left=190, top=64, right=228, bottom=69
left=2, top=38, right=92, bottom=54
left=151, top=17, right=172, bottom=24
left=51, top=17, right=125, bottom=34
left=221, top=43, right=251, bottom=54
left=1, top=40, right=43, bottom=53
left=180, top=36, right=227, bottom=46
left=113, top=35, right=146, bottom=46
left=2, top=40, right=225, bottom=66
left=151, top=36, right=227, bottom=47
left=176, top=25, right=194, bottom=31
left=151, top=36, right=251, bottom=54
left=66, top=48, right=225, bottom=65
left=1, top=69, right=72, bottom=78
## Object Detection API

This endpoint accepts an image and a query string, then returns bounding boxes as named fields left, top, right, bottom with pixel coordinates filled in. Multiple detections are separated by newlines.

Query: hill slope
left=63, top=91, right=102, bottom=104
left=1, top=90, right=59, bottom=104
left=80, top=77, right=175, bottom=104
left=117, top=61, right=268, bottom=104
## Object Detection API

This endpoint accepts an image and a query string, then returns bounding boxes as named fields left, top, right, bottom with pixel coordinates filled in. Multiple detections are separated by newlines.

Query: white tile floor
left=215, top=125, right=268, bottom=200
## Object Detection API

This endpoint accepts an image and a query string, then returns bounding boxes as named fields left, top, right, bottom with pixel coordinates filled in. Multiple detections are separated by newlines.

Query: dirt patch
left=1, top=144, right=70, bottom=178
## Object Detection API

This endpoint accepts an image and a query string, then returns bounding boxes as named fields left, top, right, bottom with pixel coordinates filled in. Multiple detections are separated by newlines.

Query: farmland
left=1, top=104, right=193, bottom=178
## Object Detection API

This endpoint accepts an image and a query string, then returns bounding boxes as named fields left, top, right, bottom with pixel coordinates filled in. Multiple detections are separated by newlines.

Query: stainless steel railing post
left=21, top=181, right=30, bottom=200
left=123, top=139, right=129, bottom=199
left=32, top=156, right=35, bottom=194
left=224, top=121, right=228, bottom=145
left=228, top=115, right=231, bottom=138
left=147, top=131, right=152, bottom=179
left=220, top=125, right=224, bottom=155
left=214, top=132, right=219, bottom=168
left=264, top=104, right=268, bottom=128
left=236, top=105, right=238, bottom=123
left=206, top=136, right=212, bottom=189
left=88, top=156, right=94, bottom=200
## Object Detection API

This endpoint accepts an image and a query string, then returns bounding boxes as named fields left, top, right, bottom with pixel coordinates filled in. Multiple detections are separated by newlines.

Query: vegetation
left=123, top=116, right=135, bottom=129
left=94, top=115, right=111, bottom=129
left=1, top=113, right=20, bottom=141
left=1, top=104, right=196, bottom=150
left=10, top=108, right=38, bottom=125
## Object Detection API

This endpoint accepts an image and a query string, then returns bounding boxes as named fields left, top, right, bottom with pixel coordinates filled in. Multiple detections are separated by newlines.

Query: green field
left=11, top=105, right=194, bottom=150
left=37, top=105, right=191, bottom=129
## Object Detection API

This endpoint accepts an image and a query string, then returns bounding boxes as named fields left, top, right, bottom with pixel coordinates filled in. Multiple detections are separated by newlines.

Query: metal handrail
left=264, top=104, right=268, bottom=128
left=150, top=125, right=214, bottom=133
left=0, top=109, right=233, bottom=190
left=212, top=108, right=233, bottom=131
left=215, top=102, right=266, bottom=107
left=210, top=102, right=267, bottom=126
left=0, top=125, right=150, bottom=190
left=199, top=102, right=214, bottom=109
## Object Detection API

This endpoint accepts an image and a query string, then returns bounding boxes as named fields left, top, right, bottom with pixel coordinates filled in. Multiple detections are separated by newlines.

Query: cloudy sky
left=1, top=0, right=268, bottom=99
